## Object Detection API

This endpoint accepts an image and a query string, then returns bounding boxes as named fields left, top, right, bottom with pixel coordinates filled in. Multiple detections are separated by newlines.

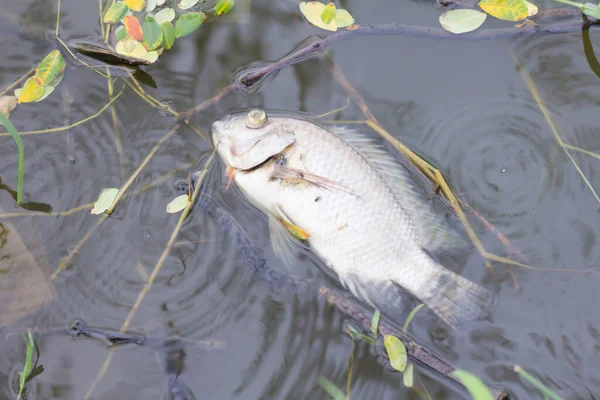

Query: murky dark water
left=2, top=0, right=600, bottom=399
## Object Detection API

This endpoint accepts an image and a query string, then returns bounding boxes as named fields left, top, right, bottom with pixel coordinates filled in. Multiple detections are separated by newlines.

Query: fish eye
left=246, top=109, right=267, bottom=129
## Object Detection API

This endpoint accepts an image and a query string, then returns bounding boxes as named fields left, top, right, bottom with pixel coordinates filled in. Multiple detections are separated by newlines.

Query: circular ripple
left=421, top=97, right=560, bottom=220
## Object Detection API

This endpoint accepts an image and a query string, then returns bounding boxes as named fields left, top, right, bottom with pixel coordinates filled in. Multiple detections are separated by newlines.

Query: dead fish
left=211, top=109, right=495, bottom=328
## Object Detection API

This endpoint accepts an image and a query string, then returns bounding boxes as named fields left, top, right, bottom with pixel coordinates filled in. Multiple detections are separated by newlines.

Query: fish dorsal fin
left=328, top=125, right=466, bottom=253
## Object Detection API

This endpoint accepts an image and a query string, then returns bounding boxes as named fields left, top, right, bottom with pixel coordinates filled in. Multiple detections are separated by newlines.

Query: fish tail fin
left=420, top=267, right=495, bottom=328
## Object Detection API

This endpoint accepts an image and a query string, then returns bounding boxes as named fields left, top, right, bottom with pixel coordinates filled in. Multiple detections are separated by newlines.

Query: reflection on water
left=2, top=0, right=600, bottom=399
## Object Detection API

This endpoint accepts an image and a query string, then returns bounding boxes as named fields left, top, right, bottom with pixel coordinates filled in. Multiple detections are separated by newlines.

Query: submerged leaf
left=320, top=2, right=336, bottom=24
left=479, top=0, right=529, bottom=21
left=523, top=0, right=539, bottom=15
left=103, top=1, right=129, bottom=23
left=124, top=0, right=145, bottom=11
left=91, top=188, right=119, bottom=215
left=115, top=38, right=148, bottom=59
left=166, top=194, right=190, bottom=213
left=175, top=12, right=206, bottom=37
left=35, top=50, right=66, bottom=86
left=17, top=77, right=44, bottom=104
left=155, top=7, right=176, bottom=24
left=334, top=9, right=354, bottom=27
left=451, top=369, right=495, bottom=400
left=214, top=0, right=235, bottom=15
left=439, top=9, right=487, bottom=34
left=403, top=363, right=414, bottom=388
left=123, top=15, right=144, bottom=41
left=0, top=96, right=18, bottom=117
left=178, top=0, right=200, bottom=9
left=299, top=1, right=337, bottom=31
left=142, top=15, right=163, bottom=50
left=162, top=22, right=176, bottom=49
left=383, top=335, right=407, bottom=372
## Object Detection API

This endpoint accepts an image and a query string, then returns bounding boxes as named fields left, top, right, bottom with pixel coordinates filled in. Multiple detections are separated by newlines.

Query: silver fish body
left=212, top=109, right=495, bottom=327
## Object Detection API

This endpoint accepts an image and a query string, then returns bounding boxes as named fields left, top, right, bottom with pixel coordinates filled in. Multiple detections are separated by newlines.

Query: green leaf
left=299, top=1, right=337, bottom=31
left=167, top=194, right=190, bottom=213
left=115, top=25, right=128, bottom=42
left=403, top=363, right=414, bottom=388
left=320, top=2, right=336, bottom=24
left=0, top=112, right=24, bottom=205
left=451, top=369, right=495, bottom=400
left=103, top=1, right=129, bottom=23
left=18, top=331, right=35, bottom=400
left=175, top=12, right=206, bottom=38
left=439, top=9, right=487, bottom=34
left=478, top=0, right=529, bottom=21
left=142, top=15, right=163, bottom=50
left=214, top=0, right=235, bottom=15
left=581, top=2, right=600, bottom=18
left=162, top=22, right=176, bottom=49
left=35, top=50, right=66, bottom=86
left=370, top=309, right=380, bottom=336
left=317, top=377, right=346, bottom=400
left=35, top=73, right=64, bottom=102
left=142, top=50, right=159, bottom=63
left=334, top=9, right=354, bottom=27
left=178, top=0, right=200, bottom=9
left=155, top=7, right=176, bottom=24
left=17, top=77, right=44, bottom=104
left=383, top=335, right=407, bottom=372
left=403, top=303, right=425, bottom=332
left=91, top=188, right=119, bottom=215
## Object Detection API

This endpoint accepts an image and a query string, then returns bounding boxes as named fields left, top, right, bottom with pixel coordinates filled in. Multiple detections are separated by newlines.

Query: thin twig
left=0, top=203, right=93, bottom=219
left=84, top=150, right=216, bottom=400
left=0, top=67, right=35, bottom=98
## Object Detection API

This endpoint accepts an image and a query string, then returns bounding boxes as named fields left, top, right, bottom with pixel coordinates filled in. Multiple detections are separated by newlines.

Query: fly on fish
left=211, top=108, right=495, bottom=328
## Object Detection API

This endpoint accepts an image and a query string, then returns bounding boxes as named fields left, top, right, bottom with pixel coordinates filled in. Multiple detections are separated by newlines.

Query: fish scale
left=212, top=110, right=495, bottom=328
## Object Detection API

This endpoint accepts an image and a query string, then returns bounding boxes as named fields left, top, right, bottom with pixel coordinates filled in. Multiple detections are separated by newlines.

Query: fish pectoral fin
left=268, top=207, right=307, bottom=271
left=270, top=164, right=358, bottom=197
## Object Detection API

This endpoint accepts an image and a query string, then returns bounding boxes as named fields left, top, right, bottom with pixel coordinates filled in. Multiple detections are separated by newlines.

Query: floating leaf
left=299, top=1, right=337, bottom=31
left=175, top=12, right=206, bottom=37
left=91, top=188, right=119, bottom=215
left=123, top=15, right=144, bottom=41
left=124, top=0, right=145, bottom=11
left=103, top=1, right=129, bottom=23
left=383, top=335, right=407, bottom=372
left=334, top=9, right=354, bottom=27
left=0, top=96, right=18, bottom=117
left=142, top=15, right=163, bottom=50
left=166, top=194, right=190, bottom=213
left=524, top=0, right=539, bottom=15
left=146, top=0, right=157, bottom=12
left=320, top=2, right=336, bottom=24
left=35, top=50, right=66, bottom=86
left=403, top=363, right=414, bottom=388
left=479, top=0, right=529, bottom=21
left=35, top=73, right=64, bottom=102
left=214, top=0, right=235, bottom=15
left=17, top=77, right=44, bottom=104
left=451, top=369, right=495, bottom=400
left=141, top=50, right=159, bottom=63
left=439, top=9, right=487, bottom=34
left=162, top=22, right=176, bottom=49
left=178, top=0, right=200, bottom=9
left=155, top=7, right=176, bottom=24
left=115, top=25, right=128, bottom=42
left=115, top=38, right=148, bottom=59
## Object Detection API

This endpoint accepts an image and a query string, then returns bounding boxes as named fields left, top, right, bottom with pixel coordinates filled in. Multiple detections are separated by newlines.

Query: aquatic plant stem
left=0, top=67, right=35, bottom=98
left=0, top=203, right=93, bottom=218
left=84, top=150, right=216, bottom=400
left=106, top=124, right=181, bottom=215
left=0, top=86, right=125, bottom=136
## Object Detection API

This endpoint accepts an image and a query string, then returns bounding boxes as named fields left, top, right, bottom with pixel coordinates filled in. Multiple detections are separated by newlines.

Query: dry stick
left=0, top=67, right=35, bottom=98
left=0, top=87, right=125, bottom=136
left=106, top=124, right=181, bottom=215
left=319, top=287, right=510, bottom=400
left=84, top=149, right=216, bottom=400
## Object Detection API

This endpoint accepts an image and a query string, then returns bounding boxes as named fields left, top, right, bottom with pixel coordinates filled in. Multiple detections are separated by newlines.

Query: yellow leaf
left=383, top=335, right=407, bottom=372
left=124, top=0, right=145, bottom=11
left=115, top=38, right=148, bottom=60
left=479, top=0, right=528, bottom=21
left=17, top=77, right=44, bottom=104
left=320, top=2, right=336, bottom=24
left=299, top=1, right=337, bottom=31
left=278, top=217, right=310, bottom=240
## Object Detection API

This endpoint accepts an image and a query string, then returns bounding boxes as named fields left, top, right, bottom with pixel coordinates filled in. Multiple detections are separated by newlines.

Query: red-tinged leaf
left=123, top=15, right=144, bottom=41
